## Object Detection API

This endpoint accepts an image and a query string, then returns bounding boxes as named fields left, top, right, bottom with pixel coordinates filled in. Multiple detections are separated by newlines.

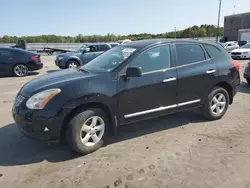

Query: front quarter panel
left=61, top=74, right=118, bottom=117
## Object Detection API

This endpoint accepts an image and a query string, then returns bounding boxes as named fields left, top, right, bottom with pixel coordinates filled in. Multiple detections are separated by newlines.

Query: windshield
left=240, top=44, right=250, bottom=49
left=83, top=46, right=138, bottom=73
left=75, top=45, right=87, bottom=53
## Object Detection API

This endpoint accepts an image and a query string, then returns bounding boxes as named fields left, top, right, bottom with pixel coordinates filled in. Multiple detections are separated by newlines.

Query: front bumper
left=12, top=96, right=67, bottom=140
left=244, top=65, right=250, bottom=79
left=231, top=53, right=250, bottom=59
left=55, top=59, right=66, bottom=69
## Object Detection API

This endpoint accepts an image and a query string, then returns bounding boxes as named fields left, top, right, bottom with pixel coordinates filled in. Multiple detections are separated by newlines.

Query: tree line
left=0, top=25, right=223, bottom=43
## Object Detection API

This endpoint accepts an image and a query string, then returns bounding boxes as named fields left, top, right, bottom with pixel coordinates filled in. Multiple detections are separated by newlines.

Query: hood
left=231, top=48, right=250, bottom=53
left=20, top=68, right=94, bottom=97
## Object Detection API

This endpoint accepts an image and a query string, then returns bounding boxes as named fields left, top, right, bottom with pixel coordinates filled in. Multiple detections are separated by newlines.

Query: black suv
left=12, top=39, right=240, bottom=155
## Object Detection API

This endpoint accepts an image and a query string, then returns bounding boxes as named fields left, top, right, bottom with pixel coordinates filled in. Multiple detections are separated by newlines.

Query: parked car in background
left=117, top=39, right=132, bottom=44
left=219, top=41, right=239, bottom=52
left=55, top=43, right=113, bottom=69
left=13, top=39, right=240, bottom=155
left=0, top=47, right=43, bottom=77
left=244, top=61, right=250, bottom=84
left=238, top=40, right=248, bottom=47
left=231, top=43, right=250, bottom=59
left=109, top=43, right=119, bottom=47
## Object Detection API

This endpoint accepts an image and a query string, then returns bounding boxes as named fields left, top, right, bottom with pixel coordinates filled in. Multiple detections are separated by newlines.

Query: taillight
left=232, top=60, right=240, bottom=72
left=31, top=55, right=40, bottom=61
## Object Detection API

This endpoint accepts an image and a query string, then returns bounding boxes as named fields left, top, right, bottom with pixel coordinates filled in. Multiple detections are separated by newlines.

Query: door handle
left=163, top=77, right=176, bottom=82
left=206, top=69, right=216, bottom=74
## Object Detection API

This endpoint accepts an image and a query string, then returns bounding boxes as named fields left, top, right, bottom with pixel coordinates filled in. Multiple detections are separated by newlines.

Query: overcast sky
left=0, top=0, right=249, bottom=36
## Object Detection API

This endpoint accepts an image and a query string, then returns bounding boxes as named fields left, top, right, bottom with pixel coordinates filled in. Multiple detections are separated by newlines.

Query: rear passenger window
left=203, top=44, right=222, bottom=58
left=0, top=49, right=13, bottom=56
left=175, top=44, right=206, bottom=66
left=98, top=45, right=110, bottom=51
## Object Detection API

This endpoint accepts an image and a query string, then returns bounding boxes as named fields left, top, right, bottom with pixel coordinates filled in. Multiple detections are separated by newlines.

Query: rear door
left=174, top=43, right=218, bottom=107
left=97, top=44, right=110, bottom=54
left=0, top=49, right=17, bottom=74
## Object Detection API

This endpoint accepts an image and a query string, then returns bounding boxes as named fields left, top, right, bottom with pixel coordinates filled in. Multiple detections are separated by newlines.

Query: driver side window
left=129, top=45, right=172, bottom=74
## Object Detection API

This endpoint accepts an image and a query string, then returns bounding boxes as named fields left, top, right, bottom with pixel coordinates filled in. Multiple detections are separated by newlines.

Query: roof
left=120, top=39, right=217, bottom=48
left=225, top=12, right=250, bottom=18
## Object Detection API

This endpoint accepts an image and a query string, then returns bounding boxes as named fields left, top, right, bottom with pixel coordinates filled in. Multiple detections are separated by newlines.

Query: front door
left=174, top=43, right=218, bottom=107
left=118, top=44, right=178, bottom=124
left=81, top=45, right=98, bottom=63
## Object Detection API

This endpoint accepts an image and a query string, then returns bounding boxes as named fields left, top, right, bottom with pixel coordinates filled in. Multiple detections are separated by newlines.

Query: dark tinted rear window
left=0, top=49, right=13, bottom=56
left=175, top=44, right=206, bottom=66
left=98, top=45, right=110, bottom=51
left=203, top=44, right=222, bottom=58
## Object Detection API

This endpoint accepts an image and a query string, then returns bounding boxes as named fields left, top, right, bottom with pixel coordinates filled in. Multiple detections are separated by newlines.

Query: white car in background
left=220, top=41, right=239, bottom=52
left=231, top=43, right=250, bottom=59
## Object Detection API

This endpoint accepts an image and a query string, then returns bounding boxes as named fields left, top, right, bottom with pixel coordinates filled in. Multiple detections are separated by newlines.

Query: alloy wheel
left=210, top=93, right=226, bottom=115
left=80, top=116, right=105, bottom=147
left=68, top=61, right=79, bottom=68
left=14, top=65, right=28, bottom=77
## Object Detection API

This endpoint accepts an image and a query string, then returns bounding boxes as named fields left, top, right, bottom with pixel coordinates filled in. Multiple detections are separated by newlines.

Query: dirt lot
left=0, top=56, right=250, bottom=188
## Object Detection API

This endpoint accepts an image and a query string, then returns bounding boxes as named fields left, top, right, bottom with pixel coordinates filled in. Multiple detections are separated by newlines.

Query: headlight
left=243, top=52, right=249, bottom=54
left=58, top=56, right=64, bottom=60
left=26, top=89, right=61, bottom=109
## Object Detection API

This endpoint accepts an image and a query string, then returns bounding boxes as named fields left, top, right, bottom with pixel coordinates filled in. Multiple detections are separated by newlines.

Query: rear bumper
left=27, top=62, right=43, bottom=71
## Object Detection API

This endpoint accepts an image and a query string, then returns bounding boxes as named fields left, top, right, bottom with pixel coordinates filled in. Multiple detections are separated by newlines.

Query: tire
left=246, top=79, right=250, bottom=85
left=66, top=60, right=80, bottom=68
left=202, top=87, right=229, bottom=120
left=13, top=64, right=28, bottom=77
left=66, top=108, right=110, bottom=155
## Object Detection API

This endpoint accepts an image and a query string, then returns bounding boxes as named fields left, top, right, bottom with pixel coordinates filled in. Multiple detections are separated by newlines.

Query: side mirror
left=126, top=67, right=142, bottom=78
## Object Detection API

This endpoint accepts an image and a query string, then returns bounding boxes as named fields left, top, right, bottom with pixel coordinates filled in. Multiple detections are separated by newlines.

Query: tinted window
left=204, top=44, right=222, bottom=58
left=0, top=49, right=13, bottom=56
left=98, top=45, right=110, bottom=51
left=130, top=45, right=171, bottom=73
left=86, top=45, right=97, bottom=52
left=110, top=44, right=118, bottom=47
left=175, top=44, right=206, bottom=66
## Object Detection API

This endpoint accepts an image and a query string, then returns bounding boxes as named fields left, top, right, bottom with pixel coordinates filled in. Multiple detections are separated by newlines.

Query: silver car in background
left=220, top=41, right=239, bottom=52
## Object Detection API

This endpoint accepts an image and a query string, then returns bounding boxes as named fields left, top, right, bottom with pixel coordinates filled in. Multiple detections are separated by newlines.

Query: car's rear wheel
left=66, top=108, right=109, bottom=155
left=67, top=60, right=79, bottom=68
left=202, top=87, right=229, bottom=120
left=13, top=64, right=28, bottom=77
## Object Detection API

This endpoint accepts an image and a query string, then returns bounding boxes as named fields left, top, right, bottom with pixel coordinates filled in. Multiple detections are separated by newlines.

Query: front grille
left=15, top=95, right=25, bottom=107
left=231, top=52, right=241, bottom=55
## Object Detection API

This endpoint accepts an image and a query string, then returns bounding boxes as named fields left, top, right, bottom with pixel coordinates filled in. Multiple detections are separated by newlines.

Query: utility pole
left=216, top=0, right=222, bottom=42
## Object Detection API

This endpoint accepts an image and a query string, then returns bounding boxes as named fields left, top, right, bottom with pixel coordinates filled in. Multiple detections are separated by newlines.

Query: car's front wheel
left=202, top=87, right=229, bottom=120
left=13, top=64, right=29, bottom=77
left=66, top=108, right=109, bottom=155
left=67, top=60, right=80, bottom=68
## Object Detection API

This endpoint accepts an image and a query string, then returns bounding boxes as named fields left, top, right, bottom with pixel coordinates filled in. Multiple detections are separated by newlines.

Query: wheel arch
left=215, top=81, right=233, bottom=104
left=60, top=102, right=117, bottom=142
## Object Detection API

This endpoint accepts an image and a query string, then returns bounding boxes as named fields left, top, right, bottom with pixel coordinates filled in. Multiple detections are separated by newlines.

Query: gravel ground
left=0, top=56, right=250, bottom=188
